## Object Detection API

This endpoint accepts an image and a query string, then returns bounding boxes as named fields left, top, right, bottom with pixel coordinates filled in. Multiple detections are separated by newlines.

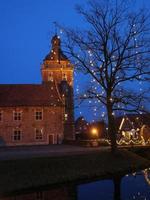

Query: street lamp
left=91, top=127, right=99, bottom=147
left=91, top=128, right=98, bottom=136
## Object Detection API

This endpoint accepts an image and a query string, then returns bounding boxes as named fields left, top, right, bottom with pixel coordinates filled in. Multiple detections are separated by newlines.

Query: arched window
left=63, top=73, right=67, bottom=80
left=48, top=72, right=53, bottom=81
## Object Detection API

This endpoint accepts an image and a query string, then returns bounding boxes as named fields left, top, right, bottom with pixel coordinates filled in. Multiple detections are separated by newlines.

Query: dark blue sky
left=0, top=0, right=85, bottom=83
left=0, top=0, right=149, bottom=83
left=0, top=0, right=149, bottom=121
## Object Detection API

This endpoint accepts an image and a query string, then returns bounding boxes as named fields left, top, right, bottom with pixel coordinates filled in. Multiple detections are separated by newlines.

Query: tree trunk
left=113, top=176, right=122, bottom=200
left=107, top=103, right=117, bottom=153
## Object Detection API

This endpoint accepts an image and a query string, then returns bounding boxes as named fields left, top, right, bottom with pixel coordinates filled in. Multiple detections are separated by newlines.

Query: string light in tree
left=57, top=26, right=115, bottom=122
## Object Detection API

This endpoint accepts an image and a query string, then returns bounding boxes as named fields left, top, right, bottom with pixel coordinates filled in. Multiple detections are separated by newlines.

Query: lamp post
left=90, top=128, right=99, bottom=147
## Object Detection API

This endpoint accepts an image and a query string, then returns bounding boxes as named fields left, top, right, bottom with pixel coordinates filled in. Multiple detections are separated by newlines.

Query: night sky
left=0, top=0, right=149, bottom=121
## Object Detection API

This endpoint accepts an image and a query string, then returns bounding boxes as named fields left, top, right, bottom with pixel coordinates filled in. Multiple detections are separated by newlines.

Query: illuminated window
left=48, top=72, right=53, bottom=81
left=35, top=111, right=43, bottom=121
left=13, top=129, right=21, bottom=141
left=64, top=113, right=68, bottom=121
left=35, top=128, right=43, bottom=140
left=13, top=111, right=22, bottom=121
left=0, top=111, right=2, bottom=122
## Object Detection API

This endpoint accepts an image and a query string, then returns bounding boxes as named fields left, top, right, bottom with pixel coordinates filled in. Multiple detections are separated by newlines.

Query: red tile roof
left=0, top=82, right=63, bottom=107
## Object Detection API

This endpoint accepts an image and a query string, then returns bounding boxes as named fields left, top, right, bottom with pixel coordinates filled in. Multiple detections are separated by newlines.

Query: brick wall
left=0, top=106, right=64, bottom=146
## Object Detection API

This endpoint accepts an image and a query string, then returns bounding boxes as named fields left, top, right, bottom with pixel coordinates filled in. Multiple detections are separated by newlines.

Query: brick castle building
left=0, top=35, right=74, bottom=146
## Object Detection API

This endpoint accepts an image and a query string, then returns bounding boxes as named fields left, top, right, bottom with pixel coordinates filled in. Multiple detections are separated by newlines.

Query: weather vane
left=53, top=21, right=57, bottom=35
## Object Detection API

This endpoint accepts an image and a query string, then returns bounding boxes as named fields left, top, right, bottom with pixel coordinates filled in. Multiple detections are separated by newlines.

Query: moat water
left=2, top=169, right=150, bottom=200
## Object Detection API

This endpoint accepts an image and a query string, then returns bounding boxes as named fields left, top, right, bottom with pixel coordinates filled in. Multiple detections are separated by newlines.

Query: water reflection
left=113, top=176, right=122, bottom=200
left=1, top=185, right=77, bottom=200
left=78, top=169, right=150, bottom=200
left=1, top=169, right=150, bottom=200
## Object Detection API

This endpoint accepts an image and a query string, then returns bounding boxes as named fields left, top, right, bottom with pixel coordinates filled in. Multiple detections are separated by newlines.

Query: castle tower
left=41, top=35, right=74, bottom=140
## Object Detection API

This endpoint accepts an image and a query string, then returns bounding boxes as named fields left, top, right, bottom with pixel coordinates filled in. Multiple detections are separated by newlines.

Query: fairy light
left=133, top=24, right=144, bottom=96
left=110, top=98, right=113, bottom=102
left=102, top=133, right=150, bottom=146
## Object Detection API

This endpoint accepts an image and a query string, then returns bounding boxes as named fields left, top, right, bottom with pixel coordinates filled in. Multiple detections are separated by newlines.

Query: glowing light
left=119, top=117, right=125, bottom=130
left=91, top=128, right=98, bottom=136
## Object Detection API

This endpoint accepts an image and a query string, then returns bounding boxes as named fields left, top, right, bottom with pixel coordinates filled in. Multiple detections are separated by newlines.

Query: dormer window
left=48, top=72, right=53, bottom=82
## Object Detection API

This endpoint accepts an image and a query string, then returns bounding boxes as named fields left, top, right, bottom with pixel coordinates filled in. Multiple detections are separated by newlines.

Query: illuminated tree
left=62, top=0, right=150, bottom=152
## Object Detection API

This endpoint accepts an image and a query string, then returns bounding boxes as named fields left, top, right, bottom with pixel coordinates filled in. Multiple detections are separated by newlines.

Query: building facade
left=0, top=35, right=74, bottom=146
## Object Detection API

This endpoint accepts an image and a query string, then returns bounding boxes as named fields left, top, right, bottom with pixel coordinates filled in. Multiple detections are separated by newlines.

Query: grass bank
left=0, top=149, right=149, bottom=195
left=129, top=146, right=150, bottom=160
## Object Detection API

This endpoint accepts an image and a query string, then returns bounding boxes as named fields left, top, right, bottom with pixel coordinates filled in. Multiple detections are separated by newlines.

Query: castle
left=0, top=35, right=74, bottom=146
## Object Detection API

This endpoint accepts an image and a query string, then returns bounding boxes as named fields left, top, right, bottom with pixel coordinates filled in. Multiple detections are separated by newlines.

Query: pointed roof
left=44, top=35, right=68, bottom=61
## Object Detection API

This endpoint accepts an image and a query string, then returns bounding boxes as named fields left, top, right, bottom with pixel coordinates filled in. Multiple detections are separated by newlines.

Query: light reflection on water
left=1, top=169, right=150, bottom=200
left=78, top=169, right=150, bottom=200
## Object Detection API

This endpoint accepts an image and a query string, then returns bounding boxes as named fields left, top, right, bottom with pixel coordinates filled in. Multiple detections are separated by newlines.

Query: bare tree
left=61, top=0, right=150, bottom=152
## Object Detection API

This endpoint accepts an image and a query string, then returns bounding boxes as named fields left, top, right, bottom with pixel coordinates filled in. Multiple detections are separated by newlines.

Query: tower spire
left=44, top=33, right=68, bottom=62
